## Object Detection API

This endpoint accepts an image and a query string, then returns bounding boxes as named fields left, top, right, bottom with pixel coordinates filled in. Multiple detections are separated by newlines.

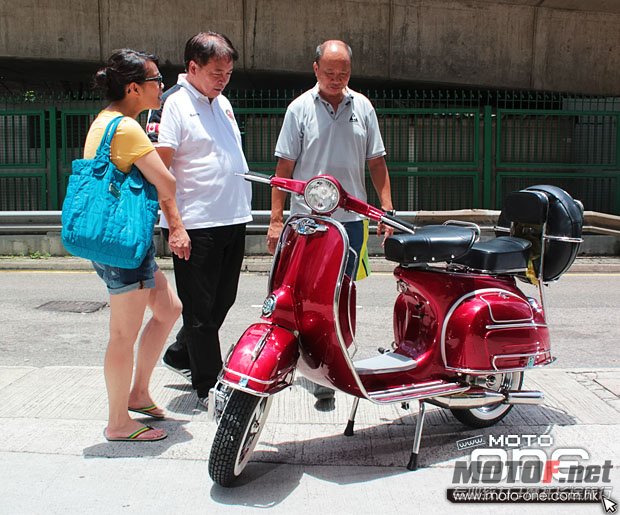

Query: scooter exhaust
left=505, top=390, right=545, bottom=405
left=429, top=388, right=544, bottom=409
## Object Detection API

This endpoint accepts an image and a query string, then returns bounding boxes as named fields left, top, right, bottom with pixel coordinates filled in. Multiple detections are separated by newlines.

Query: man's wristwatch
left=383, top=209, right=396, bottom=217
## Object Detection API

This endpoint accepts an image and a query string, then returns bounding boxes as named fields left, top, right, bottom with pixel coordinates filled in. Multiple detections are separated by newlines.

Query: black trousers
left=162, top=224, right=246, bottom=397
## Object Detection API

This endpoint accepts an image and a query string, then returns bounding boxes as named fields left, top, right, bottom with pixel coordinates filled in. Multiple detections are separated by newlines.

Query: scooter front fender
left=220, top=323, right=299, bottom=395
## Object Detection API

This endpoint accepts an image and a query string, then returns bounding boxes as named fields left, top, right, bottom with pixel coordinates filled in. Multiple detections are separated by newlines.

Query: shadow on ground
left=210, top=403, right=576, bottom=508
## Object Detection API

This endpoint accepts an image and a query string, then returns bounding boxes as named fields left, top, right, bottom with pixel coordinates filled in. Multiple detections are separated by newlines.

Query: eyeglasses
left=142, top=74, right=163, bottom=85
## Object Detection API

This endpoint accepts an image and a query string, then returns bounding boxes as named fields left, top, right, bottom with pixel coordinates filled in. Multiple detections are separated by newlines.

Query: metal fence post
left=48, top=107, right=59, bottom=210
left=483, top=104, right=493, bottom=209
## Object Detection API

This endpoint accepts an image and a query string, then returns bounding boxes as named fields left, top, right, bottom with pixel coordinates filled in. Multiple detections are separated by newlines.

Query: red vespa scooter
left=207, top=172, right=583, bottom=487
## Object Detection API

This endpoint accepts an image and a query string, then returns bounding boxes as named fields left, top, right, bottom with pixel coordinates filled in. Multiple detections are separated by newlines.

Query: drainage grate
left=36, top=301, right=108, bottom=313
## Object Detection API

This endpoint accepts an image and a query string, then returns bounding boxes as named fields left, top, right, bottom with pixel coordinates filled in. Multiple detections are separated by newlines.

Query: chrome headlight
left=304, top=177, right=340, bottom=214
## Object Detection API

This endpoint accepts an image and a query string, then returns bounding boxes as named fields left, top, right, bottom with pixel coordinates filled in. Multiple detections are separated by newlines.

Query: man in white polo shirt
left=155, top=32, right=251, bottom=407
left=267, top=39, right=395, bottom=401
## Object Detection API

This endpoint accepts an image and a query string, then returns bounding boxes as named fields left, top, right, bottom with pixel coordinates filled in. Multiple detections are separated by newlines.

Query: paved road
left=1, top=269, right=618, bottom=368
left=0, top=266, right=618, bottom=514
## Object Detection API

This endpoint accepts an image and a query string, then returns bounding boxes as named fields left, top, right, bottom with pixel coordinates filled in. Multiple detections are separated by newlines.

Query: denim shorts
left=92, top=242, right=159, bottom=295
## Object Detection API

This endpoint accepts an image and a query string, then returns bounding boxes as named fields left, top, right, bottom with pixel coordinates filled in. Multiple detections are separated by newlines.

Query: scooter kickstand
left=407, top=401, right=427, bottom=470
left=344, top=397, right=360, bottom=436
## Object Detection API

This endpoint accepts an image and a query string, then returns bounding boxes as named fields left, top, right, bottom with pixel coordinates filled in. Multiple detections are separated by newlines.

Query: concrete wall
left=1, top=0, right=620, bottom=94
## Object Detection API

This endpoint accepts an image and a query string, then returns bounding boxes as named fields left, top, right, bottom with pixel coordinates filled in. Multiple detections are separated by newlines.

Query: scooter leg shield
left=220, top=323, right=299, bottom=395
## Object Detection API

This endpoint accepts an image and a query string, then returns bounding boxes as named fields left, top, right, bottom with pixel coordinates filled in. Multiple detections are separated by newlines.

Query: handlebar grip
left=246, top=170, right=271, bottom=179
left=383, top=214, right=417, bottom=233
left=240, top=171, right=273, bottom=185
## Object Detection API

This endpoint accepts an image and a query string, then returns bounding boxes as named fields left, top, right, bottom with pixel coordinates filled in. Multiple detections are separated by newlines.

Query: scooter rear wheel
left=450, top=372, right=524, bottom=428
left=208, top=390, right=273, bottom=487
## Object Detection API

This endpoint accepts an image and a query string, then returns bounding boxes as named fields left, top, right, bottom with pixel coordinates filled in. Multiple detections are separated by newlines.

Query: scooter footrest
left=354, top=352, right=417, bottom=375
left=366, top=381, right=469, bottom=404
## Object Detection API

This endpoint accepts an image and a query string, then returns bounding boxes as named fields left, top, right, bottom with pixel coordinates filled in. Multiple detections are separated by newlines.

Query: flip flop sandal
left=104, top=425, right=167, bottom=442
left=128, top=404, right=165, bottom=419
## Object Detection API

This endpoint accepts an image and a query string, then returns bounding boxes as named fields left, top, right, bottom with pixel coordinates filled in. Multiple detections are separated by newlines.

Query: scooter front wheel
left=450, top=371, right=524, bottom=428
left=208, top=390, right=273, bottom=487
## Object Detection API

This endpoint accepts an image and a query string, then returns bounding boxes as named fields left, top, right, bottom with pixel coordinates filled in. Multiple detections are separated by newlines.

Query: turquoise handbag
left=61, top=116, right=159, bottom=269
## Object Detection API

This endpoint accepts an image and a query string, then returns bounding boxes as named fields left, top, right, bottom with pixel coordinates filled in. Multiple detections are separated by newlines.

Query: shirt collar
left=177, top=73, right=219, bottom=105
left=311, top=84, right=354, bottom=105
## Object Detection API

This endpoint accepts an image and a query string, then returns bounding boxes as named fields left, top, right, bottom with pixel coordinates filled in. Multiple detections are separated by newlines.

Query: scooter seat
left=384, top=225, right=477, bottom=265
left=452, top=236, right=531, bottom=273
left=354, top=351, right=417, bottom=375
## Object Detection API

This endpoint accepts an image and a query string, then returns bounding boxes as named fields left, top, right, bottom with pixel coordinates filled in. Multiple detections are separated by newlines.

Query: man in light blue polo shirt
left=267, top=39, right=395, bottom=400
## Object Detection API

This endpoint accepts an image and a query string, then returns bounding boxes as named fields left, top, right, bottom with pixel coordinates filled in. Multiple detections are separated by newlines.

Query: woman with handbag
left=81, top=49, right=187, bottom=442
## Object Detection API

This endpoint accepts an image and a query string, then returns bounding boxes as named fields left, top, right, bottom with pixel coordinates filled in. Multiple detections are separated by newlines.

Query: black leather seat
left=457, top=185, right=582, bottom=279
left=384, top=225, right=477, bottom=265
left=452, top=236, right=532, bottom=273
left=384, top=185, right=582, bottom=278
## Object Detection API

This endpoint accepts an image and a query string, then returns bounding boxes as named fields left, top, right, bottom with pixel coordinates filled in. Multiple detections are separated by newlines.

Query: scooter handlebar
left=240, top=171, right=416, bottom=233
left=238, top=171, right=306, bottom=195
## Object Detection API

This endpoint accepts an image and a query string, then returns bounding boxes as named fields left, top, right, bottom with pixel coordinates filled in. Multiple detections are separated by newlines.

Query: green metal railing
left=1, top=90, right=619, bottom=214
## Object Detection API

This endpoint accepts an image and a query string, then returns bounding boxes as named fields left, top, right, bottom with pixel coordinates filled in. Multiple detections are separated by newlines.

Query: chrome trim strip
left=443, top=220, right=481, bottom=240
left=485, top=322, right=548, bottom=330
left=346, top=275, right=358, bottom=359
left=250, top=328, right=271, bottom=361
left=222, top=367, right=278, bottom=386
left=222, top=339, right=236, bottom=366
left=323, top=218, right=372, bottom=399
left=480, top=291, right=533, bottom=323
left=492, top=351, right=547, bottom=371
left=444, top=356, right=556, bottom=374
left=441, top=288, right=521, bottom=368
left=538, top=221, right=548, bottom=309
left=461, top=267, right=528, bottom=275
left=544, top=234, right=583, bottom=243
left=216, top=378, right=271, bottom=398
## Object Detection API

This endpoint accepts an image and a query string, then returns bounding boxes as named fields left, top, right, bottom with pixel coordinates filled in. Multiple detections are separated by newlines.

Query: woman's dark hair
left=94, top=49, right=159, bottom=101
left=184, top=32, right=238, bottom=69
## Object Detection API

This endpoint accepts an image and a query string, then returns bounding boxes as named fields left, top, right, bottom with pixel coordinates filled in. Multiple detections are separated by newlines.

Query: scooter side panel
left=391, top=268, right=471, bottom=382
left=444, top=291, right=551, bottom=371
left=221, top=323, right=299, bottom=394
left=390, top=268, right=551, bottom=386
